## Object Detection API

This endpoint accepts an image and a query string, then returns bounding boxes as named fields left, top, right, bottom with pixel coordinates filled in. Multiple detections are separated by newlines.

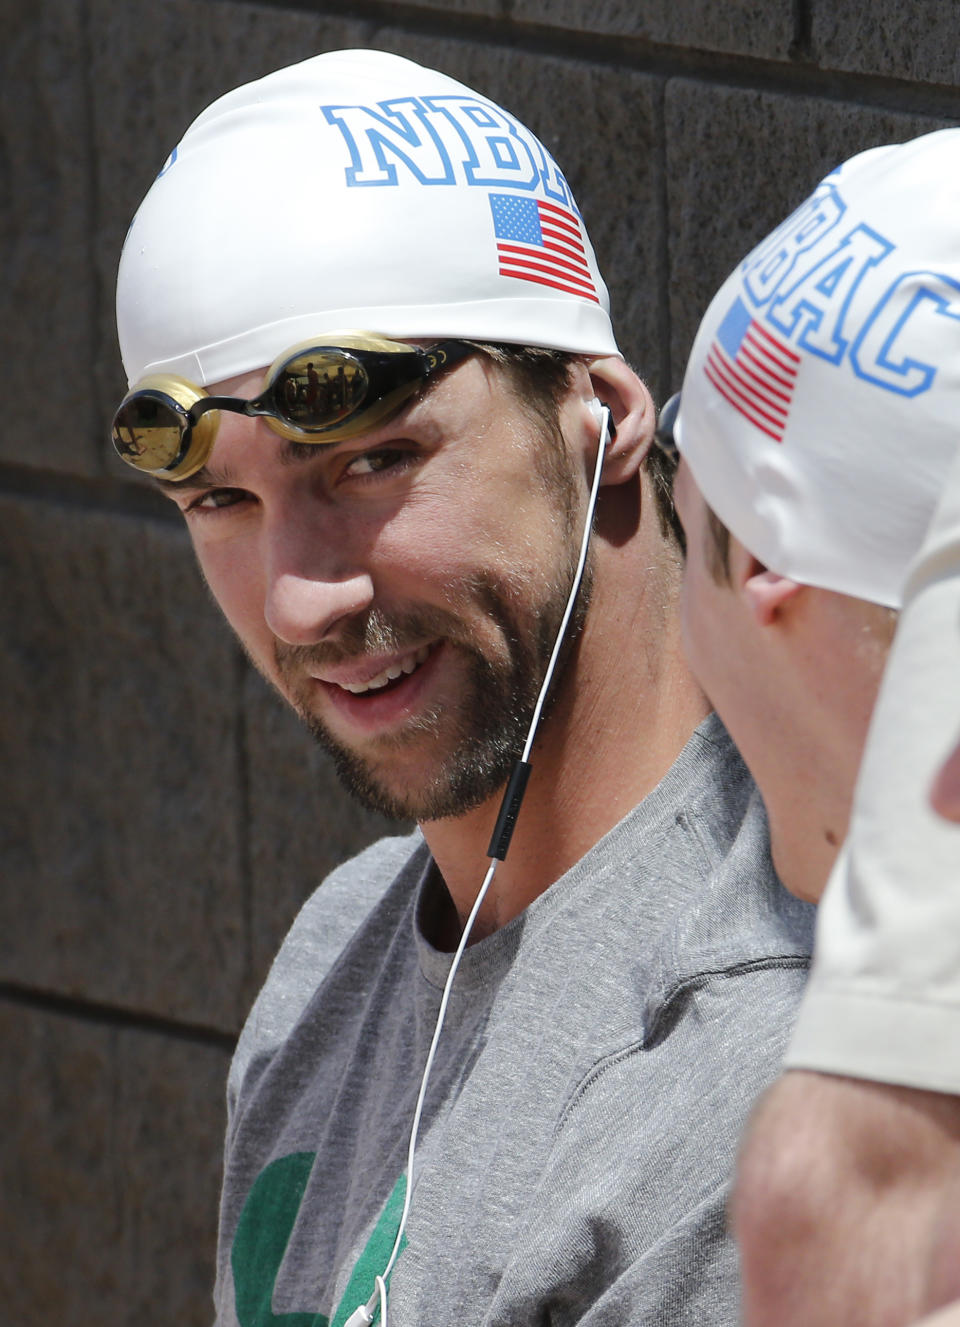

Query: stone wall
left=2, top=1, right=957, bottom=1321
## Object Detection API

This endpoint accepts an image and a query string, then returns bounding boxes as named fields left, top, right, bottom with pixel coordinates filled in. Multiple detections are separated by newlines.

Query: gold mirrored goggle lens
left=255, top=338, right=469, bottom=443
left=112, top=394, right=188, bottom=472
left=110, top=337, right=473, bottom=481
left=110, top=374, right=220, bottom=481
left=267, top=351, right=371, bottom=433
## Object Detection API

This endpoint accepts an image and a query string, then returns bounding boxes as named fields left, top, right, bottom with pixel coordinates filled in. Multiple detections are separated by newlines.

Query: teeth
left=342, top=645, right=430, bottom=694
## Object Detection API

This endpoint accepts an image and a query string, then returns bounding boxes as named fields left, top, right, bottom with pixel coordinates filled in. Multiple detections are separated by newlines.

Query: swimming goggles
left=111, top=332, right=474, bottom=482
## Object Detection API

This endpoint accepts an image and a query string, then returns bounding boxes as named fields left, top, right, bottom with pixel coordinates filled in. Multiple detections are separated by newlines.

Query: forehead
left=208, top=364, right=268, bottom=397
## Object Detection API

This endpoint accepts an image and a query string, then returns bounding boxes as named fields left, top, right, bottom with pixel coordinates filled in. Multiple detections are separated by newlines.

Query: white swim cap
left=676, top=128, right=960, bottom=608
left=116, top=49, right=618, bottom=388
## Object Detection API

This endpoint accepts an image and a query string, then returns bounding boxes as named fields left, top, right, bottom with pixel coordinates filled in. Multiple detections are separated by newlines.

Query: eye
left=342, top=447, right=417, bottom=479
left=185, top=487, right=251, bottom=513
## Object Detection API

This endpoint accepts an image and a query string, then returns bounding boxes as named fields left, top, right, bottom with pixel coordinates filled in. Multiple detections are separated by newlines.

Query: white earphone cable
left=347, top=406, right=612, bottom=1326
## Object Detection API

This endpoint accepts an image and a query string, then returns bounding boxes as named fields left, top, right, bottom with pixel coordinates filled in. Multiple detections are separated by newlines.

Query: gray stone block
left=1, top=0, right=100, bottom=475
left=243, top=670, right=404, bottom=1005
left=89, top=0, right=376, bottom=459
left=0, top=1001, right=229, bottom=1326
left=0, top=1007, right=114, bottom=1316
left=665, top=83, right=952, bottom=391
left=0, top=491, right=248, bottom=1031
left=382, top=0, right=504, bottom=10
left=511, top=0, right=795, bottom=60
left=109, top=1023, right=230, bottom=1321
left=811, top=1, right=960, bottom=83
left=371, top=31, right=662, bottom=388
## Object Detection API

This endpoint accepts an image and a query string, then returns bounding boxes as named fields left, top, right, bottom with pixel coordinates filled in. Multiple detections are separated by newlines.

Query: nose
left=262, top=516, right=375, bottom=645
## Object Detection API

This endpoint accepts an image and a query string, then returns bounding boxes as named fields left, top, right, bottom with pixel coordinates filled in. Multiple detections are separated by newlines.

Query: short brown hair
left=700, top=507, right=898, bottom=650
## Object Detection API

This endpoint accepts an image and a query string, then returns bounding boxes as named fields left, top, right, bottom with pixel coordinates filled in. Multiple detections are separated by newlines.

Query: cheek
left=193, top=541, right=273, bottom=660
left=674, top=473, right=708, bottom=659
left=380, top=484, right=551, bottom=590
left=678, top=552, right=710, bottom=668
left=677, top=548, right=735, bottom=715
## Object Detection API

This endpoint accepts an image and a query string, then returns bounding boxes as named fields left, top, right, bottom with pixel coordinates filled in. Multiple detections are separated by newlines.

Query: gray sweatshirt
left=215, top=715, right=814, bottom=1326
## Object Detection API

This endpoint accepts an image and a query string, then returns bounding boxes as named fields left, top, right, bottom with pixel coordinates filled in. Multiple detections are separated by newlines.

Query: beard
left=274, top=558, right=592, bottom=823
left=268, top=420, right=595, bottom=822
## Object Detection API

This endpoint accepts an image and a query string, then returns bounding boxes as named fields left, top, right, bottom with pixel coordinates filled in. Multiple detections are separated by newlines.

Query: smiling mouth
left=338, top=644, right=433, bottom=695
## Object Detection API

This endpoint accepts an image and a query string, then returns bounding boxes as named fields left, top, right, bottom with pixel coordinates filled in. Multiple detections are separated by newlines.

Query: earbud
left=588, top=397, right=616, bottom=446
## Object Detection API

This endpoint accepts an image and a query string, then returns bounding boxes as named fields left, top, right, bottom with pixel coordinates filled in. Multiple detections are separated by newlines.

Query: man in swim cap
left=665, top=128, right=960, bottom=1327
left=113, top=49, right=813, bottom=1325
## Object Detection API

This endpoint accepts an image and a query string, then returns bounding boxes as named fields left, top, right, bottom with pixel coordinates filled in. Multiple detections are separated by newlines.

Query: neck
left=743, top=588, right=892, bottom=904
left=420, top=498, right=710, bottom=943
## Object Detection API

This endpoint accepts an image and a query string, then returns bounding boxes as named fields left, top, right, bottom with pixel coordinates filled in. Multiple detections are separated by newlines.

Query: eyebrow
left=279, top=439, right=331, bottom=467
left=151, top=438, right=331, bottom=497
left=152, top=466, right=225, bottom=497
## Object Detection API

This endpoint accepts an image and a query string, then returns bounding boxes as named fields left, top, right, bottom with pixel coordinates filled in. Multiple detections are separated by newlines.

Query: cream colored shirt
left=786, top=448, right=960, bottom=1092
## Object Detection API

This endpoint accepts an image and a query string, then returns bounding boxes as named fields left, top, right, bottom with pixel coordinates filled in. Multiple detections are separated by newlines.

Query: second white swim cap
left=676, top=128, right=960, bottom=608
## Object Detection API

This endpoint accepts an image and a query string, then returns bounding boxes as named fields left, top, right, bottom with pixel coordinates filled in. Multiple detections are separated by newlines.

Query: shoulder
left=226, top=829, right=426, bottom=1123
left=543, top=949, right=811, bottom=1278
left=648, top=717, right=816, bottom=987
left=553, top=720, right=816, bottom=1138
left=609, top=714, right=816, bottom=990
left=279, top=829, right=426, bottom=977
left=639, top=774, right=815, bottom=1063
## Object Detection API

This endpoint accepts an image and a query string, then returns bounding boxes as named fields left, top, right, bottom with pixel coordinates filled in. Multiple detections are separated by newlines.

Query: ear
left=741, top=561, right=805, bottom=627
left=585, top=356, right=656, bottom=486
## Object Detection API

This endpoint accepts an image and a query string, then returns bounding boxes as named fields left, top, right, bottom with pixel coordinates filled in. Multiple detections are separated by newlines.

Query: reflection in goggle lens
left=275, top=354, right=369, bottom=430
left=113, top=395, right=188, bottom=471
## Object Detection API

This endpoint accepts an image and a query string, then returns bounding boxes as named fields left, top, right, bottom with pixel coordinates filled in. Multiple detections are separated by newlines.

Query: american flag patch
left=704, top=298, right=800, bottom=442
left=489, top=193, right=599, bottom=303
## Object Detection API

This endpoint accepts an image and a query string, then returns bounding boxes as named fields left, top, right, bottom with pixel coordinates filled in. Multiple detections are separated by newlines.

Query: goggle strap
left=188, top=395, right=256, bottom=422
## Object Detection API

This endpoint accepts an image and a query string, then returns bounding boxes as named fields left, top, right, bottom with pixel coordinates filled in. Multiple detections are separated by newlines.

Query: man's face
left=673, top=453, right=812, bottom=892
left=160, top=354, right=589, bottom=822
left=673, top=453, right=895, bottom=900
